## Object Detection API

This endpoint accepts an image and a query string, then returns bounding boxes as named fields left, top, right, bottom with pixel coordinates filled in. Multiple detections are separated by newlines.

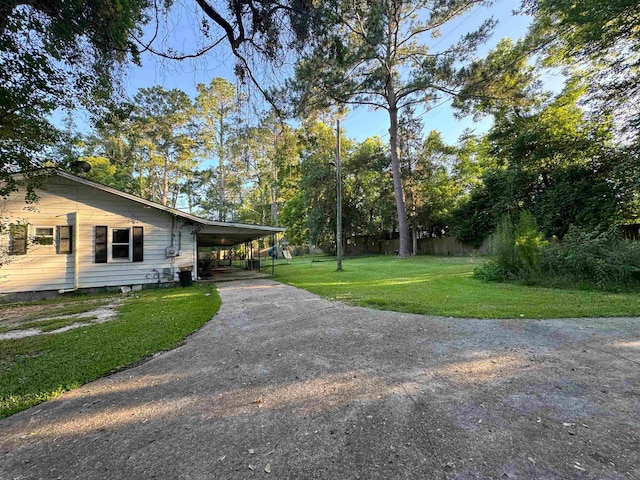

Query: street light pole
left=336, top=119, right=343, bottom=271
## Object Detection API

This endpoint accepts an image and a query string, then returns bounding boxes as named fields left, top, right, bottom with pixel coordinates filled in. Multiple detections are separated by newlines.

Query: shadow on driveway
left=1, top=279, right=639, bottom=479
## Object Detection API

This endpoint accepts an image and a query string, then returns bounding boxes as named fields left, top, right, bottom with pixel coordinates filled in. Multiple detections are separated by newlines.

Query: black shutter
left=57, top=225, right=73, bottom=254
left=9, top=224, right=27, bottom=255
left=95, top=226, right=107, bottom=263
left=132, top=226, right=143, bottom=262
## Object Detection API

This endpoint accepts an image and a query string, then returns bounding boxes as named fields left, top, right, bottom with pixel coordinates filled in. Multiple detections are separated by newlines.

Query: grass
left=0, top=285, right=221, bottom=419
left=269, top=255, right=640, bottom=319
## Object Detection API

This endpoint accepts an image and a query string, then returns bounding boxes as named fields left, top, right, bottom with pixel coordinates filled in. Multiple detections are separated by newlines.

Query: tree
left=287, top=0, right=495, bottom=256
left=80, top=106, right=141, bottom=194
left=412, top=130, right=461, bottom=238
left=0, top=0, right=154, bottom=192
left=450, top=84, right=635, bottom=242
left=522, top=0, right=640, bottom=137
left=283, top=119, right=350, bottom=253
left=453, top=37, right=543, bottom=119
left=132, top=86, right=196, bottom=206
left=235, top=112, right=301, bottom=226
left=343, top=136, right=394, bottom=243
left=0, top=0, right=331, bottom=199
left=194, top=78, right=239, bottom=221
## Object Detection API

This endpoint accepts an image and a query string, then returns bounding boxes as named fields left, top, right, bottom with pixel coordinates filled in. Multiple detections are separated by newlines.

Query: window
left=57, top=225, right=73, bottom=254
left=94, top=226, right=143, bottom=263
left=9, top=224, right=27, bottom=255
left=34, top=227, right=54, bottom=245
left=112, top=228, right=130, bottom=259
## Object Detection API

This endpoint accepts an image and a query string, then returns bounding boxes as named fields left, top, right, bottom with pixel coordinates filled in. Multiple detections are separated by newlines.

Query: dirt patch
left=0, top=298, right=124, bottom=340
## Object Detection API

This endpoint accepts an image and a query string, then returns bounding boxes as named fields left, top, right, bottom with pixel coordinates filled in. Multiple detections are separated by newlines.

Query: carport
left=194, top=221, right=285, bottom=279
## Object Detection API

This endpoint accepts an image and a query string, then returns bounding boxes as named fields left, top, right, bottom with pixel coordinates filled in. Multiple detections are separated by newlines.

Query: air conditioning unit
left=165, top=246, right=178, bottom=257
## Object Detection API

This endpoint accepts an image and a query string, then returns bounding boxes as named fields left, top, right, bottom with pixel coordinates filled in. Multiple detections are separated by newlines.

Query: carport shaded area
left=194, top=222, right=285, bottom=279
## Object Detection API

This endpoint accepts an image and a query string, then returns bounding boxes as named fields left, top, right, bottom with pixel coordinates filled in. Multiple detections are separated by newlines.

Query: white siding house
left=0, top=171, right=284, bottom=298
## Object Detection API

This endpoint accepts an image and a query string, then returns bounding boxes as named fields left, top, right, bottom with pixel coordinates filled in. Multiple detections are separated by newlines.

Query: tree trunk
left=412, top=218, right=418, bottom=256
left=218, top=161, right=225, bottom=221
left=388, top=106, right=411, bottom=256
left=161, top=154, right=169, bottom=206
left=218, top=114, right=226, bottom=222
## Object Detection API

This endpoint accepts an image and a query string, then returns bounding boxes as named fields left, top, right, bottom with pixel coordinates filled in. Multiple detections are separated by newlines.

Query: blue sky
left=111, top=1, right=536, bottom=146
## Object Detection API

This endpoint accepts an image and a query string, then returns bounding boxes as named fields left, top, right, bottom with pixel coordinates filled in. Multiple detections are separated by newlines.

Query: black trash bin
left=178, top=270, right=193, bottom=287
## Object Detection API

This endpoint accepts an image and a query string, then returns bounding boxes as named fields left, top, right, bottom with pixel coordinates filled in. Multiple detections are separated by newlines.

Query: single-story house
left=0, top=170, right=284, bottom=299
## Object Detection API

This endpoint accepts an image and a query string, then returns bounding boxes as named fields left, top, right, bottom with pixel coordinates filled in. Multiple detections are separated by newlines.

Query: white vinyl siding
left=0, top=176, right=197, bottom=294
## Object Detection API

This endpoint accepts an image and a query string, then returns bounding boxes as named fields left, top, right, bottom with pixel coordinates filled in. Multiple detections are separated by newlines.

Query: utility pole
left=336, top=119, right=343, bottom=271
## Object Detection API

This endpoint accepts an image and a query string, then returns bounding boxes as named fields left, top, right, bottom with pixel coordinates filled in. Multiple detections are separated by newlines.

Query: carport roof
left=195, top=223, right=285, bottom=247
left=52, top=170, right=285, bottom=247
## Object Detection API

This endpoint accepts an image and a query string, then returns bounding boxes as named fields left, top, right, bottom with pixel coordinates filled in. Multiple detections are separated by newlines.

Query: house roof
left=51, top=170, right=285, bottom=247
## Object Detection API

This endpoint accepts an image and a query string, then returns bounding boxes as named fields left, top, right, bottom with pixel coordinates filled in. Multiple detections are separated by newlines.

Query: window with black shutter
left=95, top=226, right=107, bottom=263
left=132, top=226, right=143, bottom=262
left=57, top=225, right=73, bottom=254
left=9, top=224, right=28, bottom=255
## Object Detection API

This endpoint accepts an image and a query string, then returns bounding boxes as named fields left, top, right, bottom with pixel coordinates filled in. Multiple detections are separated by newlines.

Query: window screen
left=34, top=227, right=54, bottom=245
left=112, top=228, right=130, bottom=259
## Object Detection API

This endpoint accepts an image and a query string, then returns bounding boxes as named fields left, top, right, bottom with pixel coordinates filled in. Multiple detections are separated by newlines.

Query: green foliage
left=0, top=285, right=220, bottom=418
left=475, top=214, right=640, bottom=291
left=515, top=211, right=544, bottom=272
left=523, top=0, right=640, bottom=137
left=476, top=215, right=520, bottom=281
left=0, top=0, right=156, bottom=188
left=454, top=37, right=542, bottom=119
left=541, top=227, right=640, bottom=290
left=344, top=136, right=394, bottom=239
left=233, top=112, right=301, bottom=226
left=450, top=84, right=636, bottom=244
left=475, top=212, right=544, bottom=281
left=450, top=168, right=530, bottom=245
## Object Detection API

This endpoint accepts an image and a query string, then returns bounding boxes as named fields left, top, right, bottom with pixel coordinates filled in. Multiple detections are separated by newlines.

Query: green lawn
left=270, top=255, right=640, bottom=319
left=0, top=285, right=220, bottom=419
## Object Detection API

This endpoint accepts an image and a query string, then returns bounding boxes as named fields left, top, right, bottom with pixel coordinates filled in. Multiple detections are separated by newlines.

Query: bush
left=475, top=212, right=544, bottom=282
left=541, top=227, right=640, bottom=290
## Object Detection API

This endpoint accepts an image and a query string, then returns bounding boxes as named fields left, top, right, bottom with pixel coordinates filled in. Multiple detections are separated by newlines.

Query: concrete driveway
left=1, top=279, right=639, bottom=479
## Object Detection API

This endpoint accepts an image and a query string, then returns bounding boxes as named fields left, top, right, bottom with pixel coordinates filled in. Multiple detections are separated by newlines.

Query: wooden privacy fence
left=345, top=236, right=479, bottom=256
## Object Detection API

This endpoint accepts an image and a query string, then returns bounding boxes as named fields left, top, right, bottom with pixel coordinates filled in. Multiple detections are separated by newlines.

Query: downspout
left=192, top=225, right=198, bottom=280
left=74, top=211, right=79, bottom=289
left=170, top=215, right=175, bottom=249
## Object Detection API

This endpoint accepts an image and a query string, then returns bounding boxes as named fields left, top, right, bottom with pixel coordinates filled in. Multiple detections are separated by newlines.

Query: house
left=0, top=170, right=284, bottom=299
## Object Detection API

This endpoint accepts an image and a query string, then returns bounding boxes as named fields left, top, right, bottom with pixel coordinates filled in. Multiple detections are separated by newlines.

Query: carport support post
left=272, top=233, right=276, bottom=277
